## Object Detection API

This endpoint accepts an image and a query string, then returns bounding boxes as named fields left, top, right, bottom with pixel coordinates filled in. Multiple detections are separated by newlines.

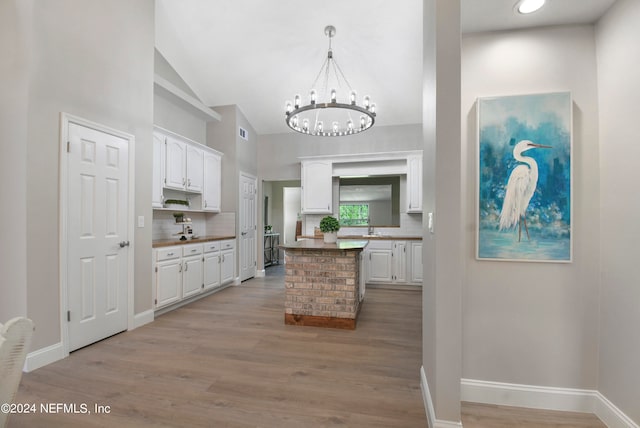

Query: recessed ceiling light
left=515, top=0, right=546, bottom=14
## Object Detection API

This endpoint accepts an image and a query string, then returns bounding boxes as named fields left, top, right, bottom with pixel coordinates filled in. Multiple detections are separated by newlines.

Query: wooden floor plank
left=9, top=272, right=607, bottom=427
left=10, top=280, right=426, bottom=427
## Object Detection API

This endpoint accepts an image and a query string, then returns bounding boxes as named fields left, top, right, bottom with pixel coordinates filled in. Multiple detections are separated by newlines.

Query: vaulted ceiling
left=155, top=0, right=616, bottom=135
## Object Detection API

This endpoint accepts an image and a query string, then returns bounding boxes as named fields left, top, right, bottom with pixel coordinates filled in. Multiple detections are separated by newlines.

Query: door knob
left=241, top=232, right=247, bottom=236
left=119, top=241, right=130, bottom=248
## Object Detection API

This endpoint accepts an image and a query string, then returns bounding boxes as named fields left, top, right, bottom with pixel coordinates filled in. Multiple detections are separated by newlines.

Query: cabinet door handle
left=179, top=264, right=182, bottom=273
left=184, top=262, right=188, bottom=271
left=167, top=252, right=174, bottom=256
left=218, top=255, right=221, bottom=263
left=204, top=200, right=207, bottom=207
left=222, top=254, right=225, bottom=262
left=183, top=178, right=186, bottom=185
left=188, top=178, right=191, bottom=186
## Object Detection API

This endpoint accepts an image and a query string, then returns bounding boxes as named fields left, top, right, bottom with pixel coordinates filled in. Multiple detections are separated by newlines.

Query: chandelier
left=285, top=25, right=376, bottom=137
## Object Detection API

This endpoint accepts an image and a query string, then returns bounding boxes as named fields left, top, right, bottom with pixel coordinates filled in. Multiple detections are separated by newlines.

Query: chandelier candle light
left=285, top=25, right=376, bottom=137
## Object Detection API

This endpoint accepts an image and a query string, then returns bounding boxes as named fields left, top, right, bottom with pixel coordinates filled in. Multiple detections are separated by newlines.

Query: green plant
left=319, top=216, right=340, bottom=233
left=172, top=212, right=184, bottom=219
left=165, top=199, right=189, bottom=206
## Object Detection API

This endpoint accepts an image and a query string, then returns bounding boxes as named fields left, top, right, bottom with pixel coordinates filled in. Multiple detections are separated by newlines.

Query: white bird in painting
left=499, top=140, right=551, bottom=241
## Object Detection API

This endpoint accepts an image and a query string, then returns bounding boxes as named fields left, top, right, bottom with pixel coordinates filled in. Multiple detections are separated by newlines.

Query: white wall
left=153, top=49, right=207, bottom=143
left=257, top=124, right=422, bottom=181
left=595, top=0, right=640, bottom=422
left=422, top=0, right=463, bottom=423
left=462, top=26, right=601, bottom=389
left=0, top=0, right=29, bottom=321
left=22, top=0, right=154, bottom=349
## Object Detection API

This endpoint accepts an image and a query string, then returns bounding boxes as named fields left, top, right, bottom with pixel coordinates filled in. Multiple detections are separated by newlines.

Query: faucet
left=367, top=220, right=374, bottom=235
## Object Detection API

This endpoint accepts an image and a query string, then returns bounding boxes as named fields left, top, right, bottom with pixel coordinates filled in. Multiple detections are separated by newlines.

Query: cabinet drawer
left=182, top=244, right=203, bottom=257
left=156, top=247, right=180, bottom=261
left=221, top=240, right=235, bottom=250
left=203, top=242, right=220, bottom=253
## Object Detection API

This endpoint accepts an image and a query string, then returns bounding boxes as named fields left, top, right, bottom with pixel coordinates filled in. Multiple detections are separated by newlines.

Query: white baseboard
left=256, top=269, right=265, bottom=277
left=421, top=366, right=464, bottom=428
left=132, top=309, right=154, bottom=329
left=24, top=342, right=65, bottom=372
left=461, top=378, right=638, bottom=428
left=593, top=391, right=640, bottom=428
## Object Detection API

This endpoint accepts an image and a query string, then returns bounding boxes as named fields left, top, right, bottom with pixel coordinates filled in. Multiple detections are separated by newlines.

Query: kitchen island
left=279, top=239, right=367, bottom=329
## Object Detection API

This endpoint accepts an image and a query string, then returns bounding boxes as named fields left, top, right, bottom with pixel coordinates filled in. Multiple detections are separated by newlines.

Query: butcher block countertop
left=152, top=235, right=235, bottom=248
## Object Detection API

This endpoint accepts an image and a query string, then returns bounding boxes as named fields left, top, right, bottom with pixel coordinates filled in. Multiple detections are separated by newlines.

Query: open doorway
left=263, top=180, right=301, bottom=276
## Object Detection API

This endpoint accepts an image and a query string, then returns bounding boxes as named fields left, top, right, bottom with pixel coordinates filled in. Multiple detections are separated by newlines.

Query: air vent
left=239, top=127, right=248, bottom=141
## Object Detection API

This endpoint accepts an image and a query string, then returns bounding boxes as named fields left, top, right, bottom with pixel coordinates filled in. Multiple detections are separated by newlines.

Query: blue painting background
left=477, top=92, right=572, bottom=261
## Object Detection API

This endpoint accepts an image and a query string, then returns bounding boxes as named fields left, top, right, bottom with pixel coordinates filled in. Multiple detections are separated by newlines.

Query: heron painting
left=477, top=92, right=572, bottom=262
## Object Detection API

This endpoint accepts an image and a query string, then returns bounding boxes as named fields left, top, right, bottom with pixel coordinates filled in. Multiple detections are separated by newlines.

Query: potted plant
left=173, top=212, right=185, bottom=223
left=319, top=215, right=340, bottom=244
left=164, top=199, right=189, bottom=210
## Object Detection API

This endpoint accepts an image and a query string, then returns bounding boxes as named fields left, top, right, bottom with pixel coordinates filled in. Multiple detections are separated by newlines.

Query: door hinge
left=67, top=310, right=71, bottom=322
left=67, top=141, right=70, bottom=153
left=154, top=299, right=157, bottom=305
left=155, top=266, right=158, bottom=272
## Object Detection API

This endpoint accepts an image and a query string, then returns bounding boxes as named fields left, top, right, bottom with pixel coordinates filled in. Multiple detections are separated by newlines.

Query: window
left=339, top=204, right=369, bottom=226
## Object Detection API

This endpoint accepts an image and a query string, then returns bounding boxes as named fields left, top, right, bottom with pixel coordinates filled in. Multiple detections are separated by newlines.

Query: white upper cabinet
left=153, top=127, right=223, bottom=211
left=301, top=160, right=332, bottom=214
left=152, top=132, right=166, bottom=208
left=165, top=136, right=187, bottom=190
left=185, top=145, right=204, bottom=192
left=407, top=154, right=423, bottom=213
left=203, top=151, right=221, bottom=212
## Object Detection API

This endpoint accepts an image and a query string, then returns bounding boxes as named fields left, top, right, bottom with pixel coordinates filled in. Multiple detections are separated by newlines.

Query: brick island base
left=279, top=240, right=368, bottom=330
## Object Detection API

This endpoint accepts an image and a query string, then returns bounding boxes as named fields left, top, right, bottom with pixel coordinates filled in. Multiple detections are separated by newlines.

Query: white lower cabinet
left=155, top=256, right=182, bottom=308
left=392, top=241, right=407, bottom=283
left=182, top=244, right=203, bottom=298
left=154, top=239, right=235, bottom=310
left=203, top=242, right=221, bottom=290
left=367, top=241, right=393, bottom=283
left=410, top=242, right=423, bottom=283
left=365, top=240, right=421, bottom=285
left=220, top=240, right=235, bottom=285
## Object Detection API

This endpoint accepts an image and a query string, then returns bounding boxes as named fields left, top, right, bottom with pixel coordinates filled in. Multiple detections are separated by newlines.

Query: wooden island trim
left=279, top=240, right=367, bottom=329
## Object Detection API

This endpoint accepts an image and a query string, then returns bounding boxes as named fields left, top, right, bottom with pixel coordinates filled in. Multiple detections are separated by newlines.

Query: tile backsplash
left=152, top=211, right=236, bottom=240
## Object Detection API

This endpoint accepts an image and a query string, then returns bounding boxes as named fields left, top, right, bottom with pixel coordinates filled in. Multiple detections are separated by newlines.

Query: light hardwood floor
left=10, top=269, right=606, bottom=427
left=10, top=276, right=425, bottom=427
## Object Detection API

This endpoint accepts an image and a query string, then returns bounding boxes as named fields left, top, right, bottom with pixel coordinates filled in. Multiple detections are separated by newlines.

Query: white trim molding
left=132, top=310, right=154, bottom=329
left=24, top=342, right=65, bottom=372
left=421, top=366, right=464, bottom=428
left=461, top=378, right=638, bottom=428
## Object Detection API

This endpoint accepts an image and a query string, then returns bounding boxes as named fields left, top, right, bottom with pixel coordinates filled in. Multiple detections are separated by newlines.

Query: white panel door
left=239, top=173, right=257, bottom=281
left=67, top=122, right=129, bottom=351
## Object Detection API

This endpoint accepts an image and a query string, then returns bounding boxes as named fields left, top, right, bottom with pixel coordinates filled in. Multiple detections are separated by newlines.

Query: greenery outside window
left=339, top=204, right=369, bottom=226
